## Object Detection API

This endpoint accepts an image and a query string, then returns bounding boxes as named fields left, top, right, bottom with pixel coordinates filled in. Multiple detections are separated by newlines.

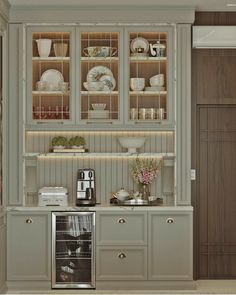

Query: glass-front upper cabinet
left=79, top=28, right=123, bottom=124
left=125, top=27, right=174, bottom=126
left=26, top=26, right=75, bottom=124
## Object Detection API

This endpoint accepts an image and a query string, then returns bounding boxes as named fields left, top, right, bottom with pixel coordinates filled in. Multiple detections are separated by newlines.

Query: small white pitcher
left=36, top=39, right=52, bottom=57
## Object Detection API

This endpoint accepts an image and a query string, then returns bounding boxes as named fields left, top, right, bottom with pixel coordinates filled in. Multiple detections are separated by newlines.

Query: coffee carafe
left=76, top=169, right=96, bottom=206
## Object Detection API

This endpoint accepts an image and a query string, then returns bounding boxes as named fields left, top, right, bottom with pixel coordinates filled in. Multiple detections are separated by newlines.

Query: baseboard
left=7, top=281, right=51, bottom=292
left=96, top=280, right=196, bottom=290
left=7, top=280, right=196, bottom=293
left=0, top=283, right=7, bottom=294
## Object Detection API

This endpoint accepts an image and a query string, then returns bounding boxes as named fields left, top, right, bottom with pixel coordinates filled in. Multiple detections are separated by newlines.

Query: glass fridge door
left=52, top=212, right=95, bottom=288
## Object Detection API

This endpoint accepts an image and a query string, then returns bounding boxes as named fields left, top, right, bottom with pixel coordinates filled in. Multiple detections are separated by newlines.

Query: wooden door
left=192, top=11, right=236, bottom=280
left=195, top=106, right=236, bottom=278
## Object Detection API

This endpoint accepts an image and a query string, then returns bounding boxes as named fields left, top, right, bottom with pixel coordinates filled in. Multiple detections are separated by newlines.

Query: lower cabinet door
left=148, top=212, right=193, bottom=280
left=7, top=211, right=51, bottom=281
left=96, top=246, right=147, bottom=280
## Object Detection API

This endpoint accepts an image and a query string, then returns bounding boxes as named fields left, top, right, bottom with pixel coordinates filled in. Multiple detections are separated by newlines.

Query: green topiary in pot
left=68, top=136, right=86, bottom=149
left=51, top=136, right=68, bottom=148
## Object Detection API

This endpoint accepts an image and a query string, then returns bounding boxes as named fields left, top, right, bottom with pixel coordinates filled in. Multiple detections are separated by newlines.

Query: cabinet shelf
left=129, top=91, right=167, bottom=96
left=81, top=57, right=119, bottom=62
left=81, top=91, right=118, bottom=95
left=32, top=91, right=70, bottom=96
left=24, top=152, right=175, bottom=165
left=129, top=56, right=167, bottom=62
left=32, top=57, right=70, bottom=62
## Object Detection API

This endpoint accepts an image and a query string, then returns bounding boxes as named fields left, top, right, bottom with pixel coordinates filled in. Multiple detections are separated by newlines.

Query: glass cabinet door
left=126, top=27, right=174, bottom=125
left=27, top=27, right=75, bottom=124
left=52, top=212, right=95, bottom=289
left=79, top=28, right=122, bottom=124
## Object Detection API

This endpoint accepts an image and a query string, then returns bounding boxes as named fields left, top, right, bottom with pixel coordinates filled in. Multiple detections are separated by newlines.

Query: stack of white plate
left=145, top=86, right=165, bottom=91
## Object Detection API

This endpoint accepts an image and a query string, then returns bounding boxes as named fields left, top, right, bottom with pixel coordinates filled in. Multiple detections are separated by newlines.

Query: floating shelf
left=24, top=152, right=175, bottom=167
left=24, top=152, right=174, bottom=159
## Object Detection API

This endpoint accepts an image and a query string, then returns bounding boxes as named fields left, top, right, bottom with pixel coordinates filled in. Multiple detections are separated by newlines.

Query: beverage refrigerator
left=52, top=212, right=95, bottom=288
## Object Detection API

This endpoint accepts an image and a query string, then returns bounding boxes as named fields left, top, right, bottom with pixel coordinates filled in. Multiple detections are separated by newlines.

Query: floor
left=5, top=281, right=236, bottom=295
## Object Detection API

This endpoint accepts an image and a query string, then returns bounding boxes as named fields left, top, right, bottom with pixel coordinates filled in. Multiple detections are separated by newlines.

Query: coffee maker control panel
left=76, top=169, right=96, bottom=206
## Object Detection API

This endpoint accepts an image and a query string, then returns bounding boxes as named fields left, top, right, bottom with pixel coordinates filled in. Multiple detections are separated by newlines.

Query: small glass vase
left=139, top=183, right=150, bottom=201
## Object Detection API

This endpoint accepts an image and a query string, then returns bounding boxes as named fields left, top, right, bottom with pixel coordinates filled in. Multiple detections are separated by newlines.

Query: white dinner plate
left=87, top=66, right=114, bottom=82
left=130, top=37, right=149, bottom=53
left=40, top=69, right=64, bottom=91
left=99, top=74, right=116, bottom=91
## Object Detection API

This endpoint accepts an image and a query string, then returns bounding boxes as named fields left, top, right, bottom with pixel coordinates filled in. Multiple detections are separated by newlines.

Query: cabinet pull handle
left=118, top=253, right=126, bottom=259
left=118, top=218, right=126, bottom=224
left=166, top=218, right=174, bottom=224
left=26, top=218, right=33, bottom=224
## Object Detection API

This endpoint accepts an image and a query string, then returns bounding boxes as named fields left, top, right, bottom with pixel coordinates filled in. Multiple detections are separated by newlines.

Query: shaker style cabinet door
left=26, top=26, right=76, bottom=125
left=148, top=211, right=193, bottom=280
left=7, top=212, right=51, bottom=281
left=124, top=26, right=175, bottom=127
left=77, top=27, right=123, bottom=125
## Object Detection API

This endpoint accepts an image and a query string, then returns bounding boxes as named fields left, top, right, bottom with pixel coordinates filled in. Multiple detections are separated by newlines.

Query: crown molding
left=9, top=5, right=195, bottom=24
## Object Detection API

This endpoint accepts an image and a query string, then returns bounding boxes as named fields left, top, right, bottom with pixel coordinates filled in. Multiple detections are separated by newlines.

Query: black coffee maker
left=76, top=169, right=96, bottom=206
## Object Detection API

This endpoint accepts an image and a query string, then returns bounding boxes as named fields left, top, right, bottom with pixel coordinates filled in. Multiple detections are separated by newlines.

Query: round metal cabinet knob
left=118, top=218, right=126, bottom=224
left=166, top=217, right=174, bottom=224
left=25, top=218, right=33, bottom=224
left=118, top=253, right=126, bottom=259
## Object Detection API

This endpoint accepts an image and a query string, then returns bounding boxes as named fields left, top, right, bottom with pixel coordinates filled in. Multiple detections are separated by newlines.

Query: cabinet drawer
left=96, top=246, right=147, bottom=280
left=96, top=212, right=147, bottom=245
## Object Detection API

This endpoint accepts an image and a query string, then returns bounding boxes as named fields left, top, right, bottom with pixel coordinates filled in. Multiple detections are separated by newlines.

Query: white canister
left=36, top=39, right=52, bottom=58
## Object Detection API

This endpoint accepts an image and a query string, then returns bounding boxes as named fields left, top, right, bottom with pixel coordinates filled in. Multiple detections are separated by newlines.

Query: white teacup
left=130, top=78, right=145, bottom=91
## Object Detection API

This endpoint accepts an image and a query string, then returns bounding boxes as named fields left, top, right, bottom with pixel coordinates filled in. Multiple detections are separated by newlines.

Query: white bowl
left=118, top=137, right=146, bottom=153
left=83, top=81, right=104, bottom=91
left=130, top=78, right=145, bottom=91
left=92, top=103, right=106, bottom=110
left=149, top=74, right=164, bottom=87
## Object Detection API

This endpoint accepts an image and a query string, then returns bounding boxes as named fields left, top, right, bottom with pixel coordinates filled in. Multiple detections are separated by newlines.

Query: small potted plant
left=51, top=136, right=68, bottom=149
left=68, top=136, right=86, bottom=149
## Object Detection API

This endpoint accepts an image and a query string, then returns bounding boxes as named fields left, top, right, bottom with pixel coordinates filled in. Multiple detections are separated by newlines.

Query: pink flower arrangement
left=130, top=157, right=162, bottom=185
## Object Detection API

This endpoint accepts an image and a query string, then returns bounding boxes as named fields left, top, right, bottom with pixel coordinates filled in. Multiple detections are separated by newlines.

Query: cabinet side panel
left=8, top=24, right=24, bottom=205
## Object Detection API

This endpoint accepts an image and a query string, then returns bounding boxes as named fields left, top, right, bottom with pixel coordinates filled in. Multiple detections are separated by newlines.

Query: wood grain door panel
left=193, top=50, right=236, bottom=105
left=197, top=106, right=236, bottom=278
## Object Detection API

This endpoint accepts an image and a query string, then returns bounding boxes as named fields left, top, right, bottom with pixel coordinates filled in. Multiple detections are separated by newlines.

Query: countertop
left=6, top=204, right=193, bottom=212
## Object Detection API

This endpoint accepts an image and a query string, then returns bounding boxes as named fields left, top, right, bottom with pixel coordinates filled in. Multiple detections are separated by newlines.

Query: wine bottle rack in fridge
left=52, top=212, right=95, bottom=288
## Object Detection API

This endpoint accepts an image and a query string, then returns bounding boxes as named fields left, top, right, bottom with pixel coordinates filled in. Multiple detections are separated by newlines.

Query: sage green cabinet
left=0, top=214, right=6, bottom=291
left=96, top=211, right=147, bottom=246
left=96, top=210, right=192, bottom=283
left=23, top=24, right=175, bottom=129
left=96, top=246, right=147, bottom=281
left=26, top=26, right=76, bottom=125
left=148, top=211, right=193, bottom=280
left=7, top=211, right=51, bottom=281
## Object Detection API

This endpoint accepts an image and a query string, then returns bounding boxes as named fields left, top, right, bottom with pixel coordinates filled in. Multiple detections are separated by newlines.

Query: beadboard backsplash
left=25, top=131, right=175, bottom=206
left=25, top=131, right=175, bottom=153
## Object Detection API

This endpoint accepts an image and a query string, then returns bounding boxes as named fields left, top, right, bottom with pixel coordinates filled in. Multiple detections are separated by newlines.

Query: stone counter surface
left=6, top=204, right=193, bottom=212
